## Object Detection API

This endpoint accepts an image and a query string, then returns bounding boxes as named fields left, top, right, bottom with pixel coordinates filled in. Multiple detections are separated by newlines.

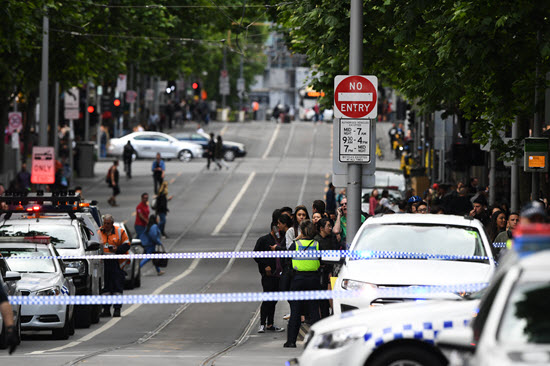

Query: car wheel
left=52, top=308, right=71, bottom=340
left=91, top=304, right=101, bottom=324
left=223, top=149, right=236, bottom=162
left=74, top=304, right=92, bottom=328
left=370, top=346, right=443, bottom=366
left=134, top=267, right=141, bottom=288
left=178, top=149, right=192, bottom=162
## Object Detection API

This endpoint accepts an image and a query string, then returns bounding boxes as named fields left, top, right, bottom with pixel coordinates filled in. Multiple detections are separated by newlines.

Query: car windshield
left=375, top=171, right=406, bottom=191
left=0, top=224, right=79, bottom=249
left=353, top=224, right=488, bottom=262
left=498, top=281, right=550, bottom=345
left=0, top=247, right=56, bottom=273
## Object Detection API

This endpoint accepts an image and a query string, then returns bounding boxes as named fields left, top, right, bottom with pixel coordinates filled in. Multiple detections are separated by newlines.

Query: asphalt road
left=1, top=120, right=399, bottom=365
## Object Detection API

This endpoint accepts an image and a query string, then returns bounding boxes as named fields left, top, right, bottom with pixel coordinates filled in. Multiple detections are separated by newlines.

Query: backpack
left=105, top=167, right=112, bottom=185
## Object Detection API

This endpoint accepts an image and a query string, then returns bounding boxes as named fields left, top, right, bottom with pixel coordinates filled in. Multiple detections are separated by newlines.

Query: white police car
left=438, top=224, right=550, bottom=366
left=328, top=214, right=496, bottom=314
left=0, top=236, right=78, bottom=340
left=290, top=294, right=481, bottom=366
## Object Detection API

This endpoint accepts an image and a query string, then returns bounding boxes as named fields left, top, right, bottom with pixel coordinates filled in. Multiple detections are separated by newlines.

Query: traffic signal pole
left=39, top=13, right=49, bottom=146
left=346, top=0, right=363, bottom=245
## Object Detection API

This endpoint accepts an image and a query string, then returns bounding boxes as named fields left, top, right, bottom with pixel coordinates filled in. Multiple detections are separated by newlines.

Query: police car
left=0, top=193, right=103, bottom=328
left=327, top=214, right=496, bottom=314
left=0, top=256, right=22, bottom=348
left=290, top=294, right=481, bottom=366
left=0, top=236, right=78, bottom=340
left=437, top=224, right=550, bottom=366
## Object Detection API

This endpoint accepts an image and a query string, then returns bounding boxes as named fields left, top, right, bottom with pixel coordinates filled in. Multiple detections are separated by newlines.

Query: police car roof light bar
left=0, top=236, right=51, bottom=244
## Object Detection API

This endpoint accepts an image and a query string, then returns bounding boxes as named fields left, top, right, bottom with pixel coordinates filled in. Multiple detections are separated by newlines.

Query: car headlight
left=35, top=286, right=61, bottom=296
left=341, top=279, right=377, bottom=291
left=65, top=260, right=86, bottom=275
left=312, top=326, right=368, bottom=349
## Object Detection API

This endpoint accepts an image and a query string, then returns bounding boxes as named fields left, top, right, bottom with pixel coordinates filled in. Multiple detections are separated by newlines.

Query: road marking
left=29, top=259, right=201, bottom=354
left=169, top=178, right=176, bottom=184
left=261, top=124, right=280, bottom=159
left=212, top=172, right=256, bottom=235
left=220, top=124, right=228, bottom=136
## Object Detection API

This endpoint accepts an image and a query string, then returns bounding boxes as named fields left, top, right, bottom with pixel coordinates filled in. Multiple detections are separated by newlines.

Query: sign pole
left=69, top=119, right=74, bottom=184
left=346, top=0, right=363, bottom=246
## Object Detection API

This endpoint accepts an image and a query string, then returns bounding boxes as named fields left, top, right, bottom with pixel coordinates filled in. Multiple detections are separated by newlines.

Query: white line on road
left=220, top=124, right=228, bottom=136
left=212, top=171, right=256, bottom=235
left=29, top=259, right=201, bottom=355
left=261, top=124, right=280, bottom=159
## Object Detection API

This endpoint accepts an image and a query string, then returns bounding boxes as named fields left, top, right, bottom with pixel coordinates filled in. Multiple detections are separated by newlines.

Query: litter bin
left=76, top=142, right=95, bottom=178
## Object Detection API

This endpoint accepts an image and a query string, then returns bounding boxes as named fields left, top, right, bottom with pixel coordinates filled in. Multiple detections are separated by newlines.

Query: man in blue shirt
left=152, top=153, right=165, bottom=194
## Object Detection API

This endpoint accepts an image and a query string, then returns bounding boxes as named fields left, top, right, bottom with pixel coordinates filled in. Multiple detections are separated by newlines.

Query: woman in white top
left=285, top=205, right=310, bottom=246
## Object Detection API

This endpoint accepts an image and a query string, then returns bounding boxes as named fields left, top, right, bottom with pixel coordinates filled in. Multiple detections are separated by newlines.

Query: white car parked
left=0, top=237, right=78, bottom=339
left=292, top=296, right=481, bottom=366
left=329, top=214, right=496, bottom=314
left=107, top=131, right=203, bottom=161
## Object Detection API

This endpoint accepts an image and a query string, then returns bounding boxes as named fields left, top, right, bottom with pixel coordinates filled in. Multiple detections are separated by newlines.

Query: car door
left=131, top=134, right=154, bottom=158
left=155, top=134, right=176, bottom=158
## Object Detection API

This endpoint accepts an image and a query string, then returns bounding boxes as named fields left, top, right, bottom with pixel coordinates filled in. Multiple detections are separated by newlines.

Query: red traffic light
left=192, top=82, right=199, bottom=90
left=113, top=99, right=121, bottom=107
left=87, top=106, right=95, bottom=113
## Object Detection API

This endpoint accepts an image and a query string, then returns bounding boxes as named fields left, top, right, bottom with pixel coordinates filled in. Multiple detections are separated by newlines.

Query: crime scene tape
left=492, top=242, right=507, bottom=248
left=9, top=283, right=489, bottom=305
left=7, top=250, right=493, bottom=262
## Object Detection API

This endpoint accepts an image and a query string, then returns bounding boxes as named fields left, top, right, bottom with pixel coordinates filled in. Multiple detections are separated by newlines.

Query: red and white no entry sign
left=334, top=75, right=378, bottom=119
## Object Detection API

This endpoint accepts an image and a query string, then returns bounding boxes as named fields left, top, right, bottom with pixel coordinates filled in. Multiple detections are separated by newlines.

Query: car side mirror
left=131, top=238, right=142, bottom=246
left=437, top=327, right=476, bottom=365
left=64, top=267, right=80, bottom=277
left=3, top=271, right=21, bottom=281
left=86, top=241, right=101, bottom=251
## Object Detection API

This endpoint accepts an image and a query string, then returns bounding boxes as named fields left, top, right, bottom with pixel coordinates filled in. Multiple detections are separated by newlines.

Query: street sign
left=116, top=74, right=127, bottom=93
left=339, top=119, right=371, bottom=163
left=219, top=72, right=230, bottom=96
left=237, top=78, right=245, bottom=92
left=31, top=146, right=56, bottom=184
left=524, top=137, right=549, bottom=172
left=64, top=87, right=79, bottom=120
left=334, top=75, right=378, bottom=119
left=126, top=90, right=137, bottom=104
left=145, top=89, right=154, bottom=102
left=8, top=112, right=22, bottom=133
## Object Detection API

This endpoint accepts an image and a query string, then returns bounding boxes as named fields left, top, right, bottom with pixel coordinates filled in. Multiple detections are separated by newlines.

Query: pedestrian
left=488, top=210, right=507, bottom=243
left=135, top=193, right=150, bottom=238
left=139, top=214, right=165, bottom=276
left=152, top=153, right=165, bottom=194
left=254, top=214, right=285, bottom=334
left=325, top=183, right=336, bottom=218
left=332, top=197, right=366, bottom=248
left=369, top=188, right=379, bottom=216
left=100, top=126, right=108, bottom=158
left=415, top=201, right=429, bottom=214
left=155, top=181, right=173, bottom=238
left=285, top=205, right=310, bottom=245
left=312, top=212, right=322, bottom=224
left=0, top=275, right=17, bottom=354
left=215, top=135, right=229, bottom=170
left=148, top=110, right=160, bottom=131
left=314, top=217, right=337, bottom=318
left=378, top=189, right=391, bottom=210
left=469, top=194, right=490, bottom=228
left=122, top=141, right=136, bottom=179
left=98, top=214, right=130, bottom=317
left=106, top=160, right=120, bottom=206
left=284, top=219, right=321, bottom=348
left=16, top=162, right=31, bottom=191
left=336, top=189, right=346, bottom=206
left=312, top=199, right=326, bottom=217
left=206, top=133, right=219, bottom=170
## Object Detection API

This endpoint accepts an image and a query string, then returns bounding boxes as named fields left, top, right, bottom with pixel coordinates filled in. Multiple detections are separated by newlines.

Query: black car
left=172, top=131, right=246, bottom=161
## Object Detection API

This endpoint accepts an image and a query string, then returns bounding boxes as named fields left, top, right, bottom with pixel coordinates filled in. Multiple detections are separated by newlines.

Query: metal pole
left=54, top=82, right=59, bottom=158
left=84, top=82, right=90, bottom=141
left=532, top=31, right=541, bottom=200
left=69, top=119, right=74, bottom=181
left=489, top=149, right=496, bottom=206
left=39, top=14, right=49, bottom=146
left=97, top=97, right=102, bottom=160
left=222, top=43, right=227, bottom=109
left=239, top=53, right=244, bottom=110
left=511, top=116, right=519, bottom=212
left=346, top=0, right=363, bottom=246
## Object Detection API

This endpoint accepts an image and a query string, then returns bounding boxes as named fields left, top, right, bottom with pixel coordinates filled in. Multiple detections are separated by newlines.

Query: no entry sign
left=334, top=75, right=378, bottom=119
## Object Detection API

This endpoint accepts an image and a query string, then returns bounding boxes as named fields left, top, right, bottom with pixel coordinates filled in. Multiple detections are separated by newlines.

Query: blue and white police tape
left=8, top=283, right=488, bottom=305
left=7, top=249, right=493, bottom=262
left=492, top=242, right=507, bottom=248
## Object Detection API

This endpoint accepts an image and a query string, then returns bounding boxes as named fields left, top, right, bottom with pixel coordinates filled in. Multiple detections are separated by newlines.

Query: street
left=0, top=121, right=396, bottom=366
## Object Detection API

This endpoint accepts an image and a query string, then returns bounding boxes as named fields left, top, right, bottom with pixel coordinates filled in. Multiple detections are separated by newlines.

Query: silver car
left=107, top=131, right=203, bottom=162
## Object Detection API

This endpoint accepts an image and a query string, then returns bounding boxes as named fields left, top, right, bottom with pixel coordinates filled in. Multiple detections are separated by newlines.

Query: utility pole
left=54, top=82, right=59, bottom=158
left=84, top=82, right=90, bottom=141
left=346, top=0, right=363, bottom=245
left=532, top=31, right=542, bottom=200
left=222, top=42, right=227, bottom=109
left=39, top=13, right=49, bottom=146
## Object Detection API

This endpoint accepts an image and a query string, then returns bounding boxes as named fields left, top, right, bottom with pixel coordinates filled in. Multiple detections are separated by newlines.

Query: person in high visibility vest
left=284, top=219, right=321, bottom=348
left=98, top=214, right=130, bottom=318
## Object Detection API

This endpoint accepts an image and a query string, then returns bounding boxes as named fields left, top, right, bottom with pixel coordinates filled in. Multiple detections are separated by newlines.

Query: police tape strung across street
left=9, top=283, right=489, bottom=306
left=5, top=249, right=496, bottom=262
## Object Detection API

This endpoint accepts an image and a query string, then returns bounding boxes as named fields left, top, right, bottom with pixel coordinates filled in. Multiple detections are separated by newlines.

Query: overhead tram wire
left=86, top=1, right=295, bottom=9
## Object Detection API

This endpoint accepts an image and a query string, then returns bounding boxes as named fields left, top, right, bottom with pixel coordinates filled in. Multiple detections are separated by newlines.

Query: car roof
left=517, top=251, right=550, bottom=270
left=364, top=213, right=481, bottom=228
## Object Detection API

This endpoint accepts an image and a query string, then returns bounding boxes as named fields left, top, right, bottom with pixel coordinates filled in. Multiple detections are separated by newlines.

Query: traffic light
left=113, top=99, right=121, bottom=107
left=113, top=98, right=122, bottom=117
left=87, top=106, right=95, bottom=113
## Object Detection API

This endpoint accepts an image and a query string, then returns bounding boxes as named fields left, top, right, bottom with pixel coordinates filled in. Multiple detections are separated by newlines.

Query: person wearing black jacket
left=122, top=141, right=136, bottom=178
left=254, top=216, right=285, bottom=334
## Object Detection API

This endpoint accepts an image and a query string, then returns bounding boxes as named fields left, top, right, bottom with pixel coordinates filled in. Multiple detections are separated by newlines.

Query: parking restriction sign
left=339, top=119, right=371, bottom=163
left=31, top=146, right=56, bottom=184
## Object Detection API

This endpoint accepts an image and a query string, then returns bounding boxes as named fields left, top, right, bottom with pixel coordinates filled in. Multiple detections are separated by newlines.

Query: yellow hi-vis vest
left=292, top=239, right=320, bottom=272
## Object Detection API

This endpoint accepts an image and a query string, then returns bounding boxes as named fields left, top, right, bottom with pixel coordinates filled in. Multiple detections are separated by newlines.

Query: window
left=472, top=273, right=506, bottom=342
left=0, top=224, right=80, bottom=249
left=1, top=247, right=56, bottom=273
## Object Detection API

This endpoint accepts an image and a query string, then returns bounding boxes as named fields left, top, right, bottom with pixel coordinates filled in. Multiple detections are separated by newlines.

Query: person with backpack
left=139, top=214, right=165, bottom=276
